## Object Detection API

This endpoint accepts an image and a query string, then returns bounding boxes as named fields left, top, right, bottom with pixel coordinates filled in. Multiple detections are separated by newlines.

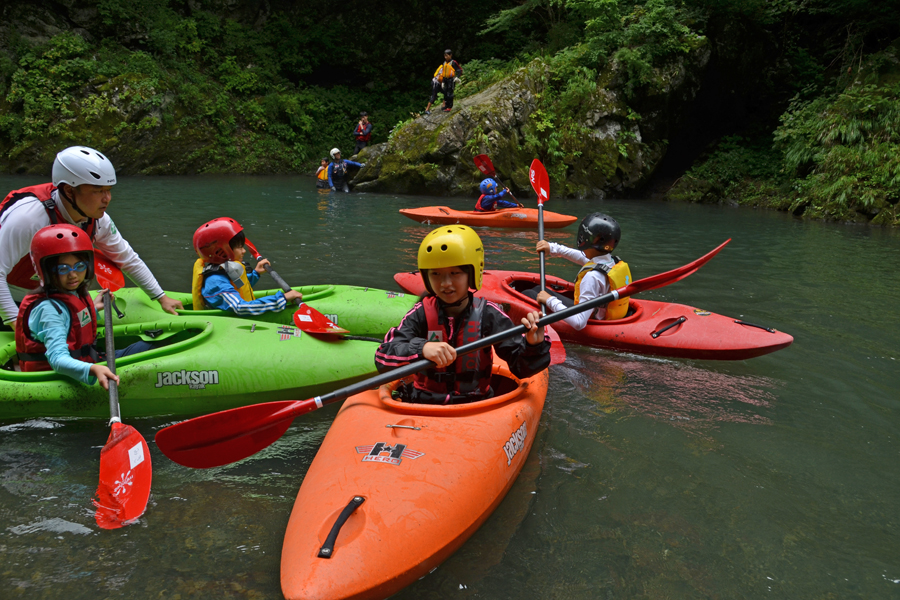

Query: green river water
left=0, top=174, right=898, bottom=599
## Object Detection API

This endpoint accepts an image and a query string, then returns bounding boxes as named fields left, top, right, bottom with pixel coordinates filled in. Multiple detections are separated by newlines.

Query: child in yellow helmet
left=376, top=225, right=549, bottom=404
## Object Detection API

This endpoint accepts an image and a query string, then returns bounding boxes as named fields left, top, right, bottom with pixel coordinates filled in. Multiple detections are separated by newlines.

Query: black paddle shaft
left=305, top=286, right=623, bottom=411
left=103, top=289, right=121, bottom=423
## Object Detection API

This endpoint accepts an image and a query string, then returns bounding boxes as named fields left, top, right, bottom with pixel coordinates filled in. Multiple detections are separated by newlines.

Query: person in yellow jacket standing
left=315, top=158, right=330, bottom=189
left=528, top=213, right=632, bottom=329
left=424, top=49, right=463, bottom=115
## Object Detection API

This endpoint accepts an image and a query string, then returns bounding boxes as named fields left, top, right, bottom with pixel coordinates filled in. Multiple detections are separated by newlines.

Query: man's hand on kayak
left=157, top=294, right=183, bottom=315
left=424, top=341, right=457, bottom=368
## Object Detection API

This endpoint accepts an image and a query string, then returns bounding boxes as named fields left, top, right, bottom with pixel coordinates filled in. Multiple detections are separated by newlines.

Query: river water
left=1, top=174, right=898, bottom=599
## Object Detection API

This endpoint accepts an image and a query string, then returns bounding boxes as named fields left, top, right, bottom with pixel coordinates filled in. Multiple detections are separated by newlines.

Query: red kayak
left=394, top=270, right=793, bottom=360
left=399, top=206, right=577, bottom=229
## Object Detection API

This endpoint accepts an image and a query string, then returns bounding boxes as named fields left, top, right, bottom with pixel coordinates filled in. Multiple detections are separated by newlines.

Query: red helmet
left=30, top=224, right=95, bottom=286
left=193, top=217, right=244, bottom=264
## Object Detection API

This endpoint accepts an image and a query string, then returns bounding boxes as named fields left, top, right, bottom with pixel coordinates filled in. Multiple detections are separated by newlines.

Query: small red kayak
left=394, top=270, right=793, bottom=361
left=399, top=206, right=577, bottom=229
left=280, top=358, right=548, bottom=600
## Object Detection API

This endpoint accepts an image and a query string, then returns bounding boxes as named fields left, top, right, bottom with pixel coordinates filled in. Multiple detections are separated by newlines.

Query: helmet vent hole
left=440, top=244, right=448, bottom=251
left=89, top=171, right=101, bottom=179
left=56, top=233, right=64, bottom=239
left=79, top=149, right=89, bottom=155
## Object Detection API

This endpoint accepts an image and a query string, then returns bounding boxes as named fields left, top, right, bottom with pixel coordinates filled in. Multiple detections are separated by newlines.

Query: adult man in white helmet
left=326, top=148, right=365, bottom=193
left=0, top=146, right=183, bottom=326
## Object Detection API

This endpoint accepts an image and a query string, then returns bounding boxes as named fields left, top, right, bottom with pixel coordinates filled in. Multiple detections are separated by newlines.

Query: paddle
left=473, top=154, right=520, bottom=205
left=94, top=250, right=125, bottom=319
left=529, top=159, right=550, bottom=296
left=93, top=286, right=152, bottom=529
left=243, top=240, right=350, bottom=335
left=154, top=239, right=730, bottom=469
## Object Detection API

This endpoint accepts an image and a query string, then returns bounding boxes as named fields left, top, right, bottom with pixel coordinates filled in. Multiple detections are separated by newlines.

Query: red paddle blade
left=624, top=239, right=731, bottom=297
left=94, top=422, right=152, bottom=529
left=155, top=400, right=315, bottom=468
left=473, top=154, right=495, bottom=177
left=94, top=251, right=124, bottom=292
left=546, top=325, right=566, bottom=365
left=293, top=305, right=350, bottom=335
left=529, top=159, right=549, bottom=205
left=244, top=238, right=262, bottom=260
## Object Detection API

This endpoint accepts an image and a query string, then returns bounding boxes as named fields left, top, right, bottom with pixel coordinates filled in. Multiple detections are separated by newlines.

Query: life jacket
left=15, top=290, right=99, bottom=372
left=191, top=259, right=255, bottom=310
left=316, top=168, right=328, bottom=181
left=331, top=160, right=347, bottom=179
left=474, top=194, right=488, bottom=212
left=414, top=295, right=493, bottom=401
left=574, top=256, right=632, bottom=320
left=0, top=184, right=96, bottom=290
left=354, top=123, right=372, bottom=142
left=433, top=61, right=456, bottom=82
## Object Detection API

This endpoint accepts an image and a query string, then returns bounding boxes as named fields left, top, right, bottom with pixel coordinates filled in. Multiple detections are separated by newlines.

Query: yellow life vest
left=433, top=62, right=456, bottom=82
left=191, top=259, right=255, bottom=310
left=316, top=168, right=328, bottom=181
left=574, top=257, right=632, bottom=320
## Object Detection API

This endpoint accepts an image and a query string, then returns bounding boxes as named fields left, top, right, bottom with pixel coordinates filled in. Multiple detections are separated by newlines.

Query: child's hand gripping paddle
left=93, top=278, right=151, bottom=529
left=154, top=239, right=730, bottom=470
left=243, top=240, right=349, bottom=335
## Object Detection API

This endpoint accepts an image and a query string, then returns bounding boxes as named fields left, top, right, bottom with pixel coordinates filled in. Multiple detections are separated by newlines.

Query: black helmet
left=576, top=212, right=621, bottom=254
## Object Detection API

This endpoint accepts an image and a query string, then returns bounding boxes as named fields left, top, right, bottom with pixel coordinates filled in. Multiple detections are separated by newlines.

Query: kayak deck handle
left=439, top=208, right=450, bottom=215
left=318, top=496, right=366, bottom=558
left=385, top=424, right=421, bottom=430
left=734, top=320, right=777, bottom=333
left=651, top=316, right=687, bottom=339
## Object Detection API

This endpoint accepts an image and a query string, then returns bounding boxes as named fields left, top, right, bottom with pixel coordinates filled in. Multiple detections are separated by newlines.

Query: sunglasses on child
left=53, top=261, right=88, bottom=275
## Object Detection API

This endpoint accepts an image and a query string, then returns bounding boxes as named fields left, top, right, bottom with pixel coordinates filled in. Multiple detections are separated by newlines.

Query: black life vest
left=0, top=184, right=96, bottom=290
left=15, top=290, right=99, bottom=372
left=413, top=296, right=493, bottom=401
left=331, top=160, right=347, bottom=179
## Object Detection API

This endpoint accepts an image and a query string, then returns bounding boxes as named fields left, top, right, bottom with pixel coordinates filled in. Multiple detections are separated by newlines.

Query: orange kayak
left=399, top=206, right=577, bottom=229
left=281, top=358, right=549, bottom=600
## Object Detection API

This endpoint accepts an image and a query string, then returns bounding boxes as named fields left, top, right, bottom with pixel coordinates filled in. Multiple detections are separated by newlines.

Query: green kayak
left=0, top=316, right=381, bottom=421
left=95, top=285, right=417, bottom=338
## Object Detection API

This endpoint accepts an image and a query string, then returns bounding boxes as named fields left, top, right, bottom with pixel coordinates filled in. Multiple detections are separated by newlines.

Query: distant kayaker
left=15, top=225, right=155, bottom=390
left=315, top=158, right=330, bottom=189
left=327, top=148, right=365, bottom=193
left=474, top=178, right=523, bottom=212
left=424, top=49, right=463, bottom=115
left=527, top=212, right=632, bottom=328
left=352, top=112, right=373, bottom=155
left=0, top=146, right=183, bottom=329
left=375, top=225, right=550, bottom=404
left=192, top=217, right=302, bottom=314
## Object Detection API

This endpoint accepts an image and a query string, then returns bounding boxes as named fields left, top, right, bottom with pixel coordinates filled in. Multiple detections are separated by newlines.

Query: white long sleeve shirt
left=542, top=242, right=616, bottom=330
left=0, top=189, right=164, bottom=324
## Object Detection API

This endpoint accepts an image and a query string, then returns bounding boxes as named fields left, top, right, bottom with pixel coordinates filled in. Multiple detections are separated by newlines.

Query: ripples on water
left=1, top=175, right=899, bottom=599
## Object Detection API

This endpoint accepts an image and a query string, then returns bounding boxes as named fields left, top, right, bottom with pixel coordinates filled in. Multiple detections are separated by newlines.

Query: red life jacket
left=474, top=194, right=488, bottom=212
left=354, top=123, right=372, bottom=142
left=413, top=295, right=493, bottom=401
left=0, top=184, right=96, bottom=290
left=15, top=290, right=99, bottom=372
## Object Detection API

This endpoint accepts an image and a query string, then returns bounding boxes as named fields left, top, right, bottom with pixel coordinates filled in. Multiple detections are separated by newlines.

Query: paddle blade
left=155, top=400, right=317, bottom=468
left=473, top=154, right=495, bottom=177
left=94, top=251, right=124, bottom=292
left=293, top=305, right=350, bottom=335
left=546, top=325, right=566, bottom=365
left=624, top=239, right=731, bottom=297
left=94, top=422, right=152, bottom=529
left=244, top=238, right=261, bottom=260
left=529, top=159, right=549, bottom=205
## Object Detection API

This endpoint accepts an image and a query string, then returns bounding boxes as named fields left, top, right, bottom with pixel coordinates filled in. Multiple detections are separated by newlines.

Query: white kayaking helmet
left=52, top=146, right=117, bottom=188
left=330, top=148, right=341, bottom=159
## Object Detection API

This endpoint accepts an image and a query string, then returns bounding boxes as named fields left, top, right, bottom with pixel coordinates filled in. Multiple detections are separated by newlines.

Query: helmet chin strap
left=59, top=185, right=89, bottom=220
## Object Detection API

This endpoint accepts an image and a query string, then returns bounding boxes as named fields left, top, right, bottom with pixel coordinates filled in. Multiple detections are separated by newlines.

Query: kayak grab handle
left=734, top=320, right=777, bottom=333
left=651, top=316, right=686, bottom=338
left=318, top=496, right=366, bottom=558
left=439, top=208, right=450, bottom=215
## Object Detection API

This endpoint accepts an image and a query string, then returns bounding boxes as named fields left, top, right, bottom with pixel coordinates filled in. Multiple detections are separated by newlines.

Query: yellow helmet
left=418, top=225, right=484, bottom=292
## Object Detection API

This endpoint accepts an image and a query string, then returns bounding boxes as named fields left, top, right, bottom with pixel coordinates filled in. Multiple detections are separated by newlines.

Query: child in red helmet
left=191, top=217, right=302, bottom=315
left=15, top=224, right=153, bottom=389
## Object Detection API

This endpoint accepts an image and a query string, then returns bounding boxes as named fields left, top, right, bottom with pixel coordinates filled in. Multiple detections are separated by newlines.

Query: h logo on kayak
left=356, top=443, right=425, bottom=465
